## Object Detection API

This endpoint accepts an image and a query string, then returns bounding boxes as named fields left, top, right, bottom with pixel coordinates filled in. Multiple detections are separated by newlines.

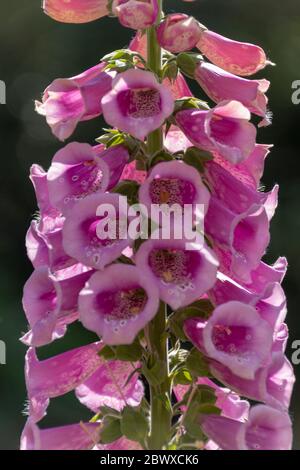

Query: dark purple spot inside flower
left=95, top=286, right=148, bottom=321
left=39, top=290, right=57, bottom=311
left=212, top=324, right=252, bottom=354
left=81, top=217, right=110, bottom=247
left=117, top=88, right=162, bottom=118
left=149, top=178, right=196, bottom=205
left=210, top=116, right=238, bottom=145
left=149, top=248, right=200, bottom=286
left=245, top=426, right=271, bottom=450
left=64, top=160, right=105, bottom=202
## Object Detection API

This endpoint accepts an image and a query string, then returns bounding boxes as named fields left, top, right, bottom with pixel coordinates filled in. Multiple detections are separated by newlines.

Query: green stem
left=146, top=1, right=172, bottom=450
left=147, top=0, right=163, bottom=154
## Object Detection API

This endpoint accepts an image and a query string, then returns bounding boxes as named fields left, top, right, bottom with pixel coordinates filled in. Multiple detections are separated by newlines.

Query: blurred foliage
left=0, top=0, right=300, bottom=449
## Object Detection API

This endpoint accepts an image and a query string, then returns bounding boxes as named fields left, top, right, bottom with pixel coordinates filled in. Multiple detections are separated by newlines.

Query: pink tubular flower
left=95, top=437, right=142, bottom=450
left=101, top=69, right=174, bottom=141
left=175, top=377, right=250, bottom=421
left=21, top=264, right=92, bottom=347
left=43, top=1, right=109, bottom=24
left=21, top=420, right=142, bottom=450
left=201, top=405, right=292, bottom=450
left=30, top=164, right=59, bottom=217
left=211, top=144, right=272, bottom=191
left=195, top=62, right=270, bottom=127
left=164, top=125, right=271, bottom=191
left=211, top=273, right=287, bottom=331
left=156, top=14, right=202, bottom=53
left=164, top=125, right=193, bottom=154
left=79, top=264, right=160, bottom=345
left=62, top=193, right=132, bottom=270
left=185, top=301, right=274, bottom=380
left=197, top=30, right=270, bottom=77
left=47, top=142, right=110, bottom=214
left=25, top=216, right=76, bottom=272
left=112, top=0, right=158, bottom=30
left=245, top=256, right=287, bottom=295
left=75, top=361, right=144, bottom=412
left=205, top=160, right=275, bottom=215
left=93, top=144, right=130, bottom=190
left=25, top=343, right=102, bottom=422
left=138, top=160, right=210, bottom=213
left=120, top=160, right=147, bottom=184
left=26, top=221, right=51, bottom=269
left=176, top=101, right=257, bottom=165
left=25, top=342, right=143, bottom=423
left=205, top=197, right=271, bottom=283
left=35, top=64, right=114, bottom=141
left=21, top=419, right=101, bottom=450
left=210, top=352, right=295, bottom=412
left=129, top=31, right=193, bottom=99
left=135, top=237, right=218, bottom=310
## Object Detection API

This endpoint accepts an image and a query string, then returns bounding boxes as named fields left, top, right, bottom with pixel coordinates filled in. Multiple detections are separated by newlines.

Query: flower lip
left=101, top=69, right=174, bottom=141
left=79, top=264, right=160, bottom=345
left=176, top=100, right=257, bottom=165
left=195, top=62, right=270, bottom=126
left=21, top=264, right=92, bottom=347
left=21, top=419, right=100, bottom=450
left=47, top=142, right=110, bottom=214
left=75, top=360, right=144, bottom=412
left=112, top=0, right=159, bottom=30
left=242, top=405, right=293, bottom=450
left=24, top=341, right=102, bottom=422
left=202, top=301, right=273, bottom=379
left=138, top=160, right=210, bottom=213
left=157, top=13, right=202, bottom=53
left=43, top=0, right=109, bottom=24
left=135, top=235, right=219, bottom=310
left=62, top=192, right=133, bottom=270
left=35, top=64, right=113, bottom=141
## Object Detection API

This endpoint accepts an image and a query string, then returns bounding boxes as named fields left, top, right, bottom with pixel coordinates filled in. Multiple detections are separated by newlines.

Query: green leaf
left=117, top=254, right=135, bottom=265
left=183, top=401, right=204, bottom=439
left=173, top=367, right=193, bottom=386
left=162, top=60, right=178, bottom=81
left=114, top=341, right=144, bottom=362
left=189, top=299, right=214, bottom=316
left=148, top=150, right=174, bottom=168
left=183, top=147, right=214, bottom=173
left=186, top=348, right=210, bottom=378
left=99, top=338, right=143, bottom=362
left=198, top=404, right=221, bottom=415
left=112, top=180, right=140, bottom=205
left=120, top=406, right=148, bottom=443
left=99, top=405, right=121, bottom=419
left=106, top=133, right=125, bottom=148
left=100, top=416, right=122, bottom=444
left=142, top=360, right=167, bottom=387
left=178, top=432, right=205, bottom=449
left=196, top=385, right=217, bottom=405
left=98, top=345, right=116, bottom=360
left=174, top=97, right=210, bottom=114
left=176, top=53, right=202, bottom=79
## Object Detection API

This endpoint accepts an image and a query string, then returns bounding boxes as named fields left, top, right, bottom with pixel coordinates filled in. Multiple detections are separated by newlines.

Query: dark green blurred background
left=0, top=0, right=299, bottom=450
